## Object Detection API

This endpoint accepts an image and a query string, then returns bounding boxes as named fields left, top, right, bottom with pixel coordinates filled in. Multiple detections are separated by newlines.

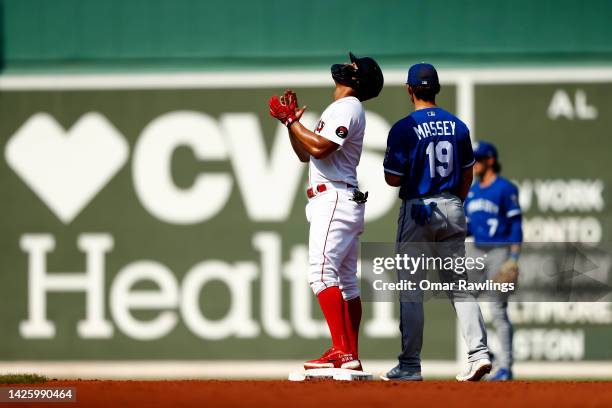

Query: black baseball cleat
left=380, top=365, right=423, bottom=381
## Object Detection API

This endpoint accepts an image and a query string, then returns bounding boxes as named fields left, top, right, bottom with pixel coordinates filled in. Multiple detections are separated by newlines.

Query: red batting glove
left=284, top=89, right=298, bottom=112
left=284, top=89, right=307, bottom=120
left=269, top=95, right=298, bottom=127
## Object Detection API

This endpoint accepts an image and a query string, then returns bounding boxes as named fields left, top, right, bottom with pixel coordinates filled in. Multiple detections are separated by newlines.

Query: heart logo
left=5, top=112, right=129, bottom=224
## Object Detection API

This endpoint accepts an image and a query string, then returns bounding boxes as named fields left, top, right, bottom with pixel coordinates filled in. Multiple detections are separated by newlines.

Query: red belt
left=306, top=184, right=327, bottom=198
left=306, top=183, right=355, bottom=199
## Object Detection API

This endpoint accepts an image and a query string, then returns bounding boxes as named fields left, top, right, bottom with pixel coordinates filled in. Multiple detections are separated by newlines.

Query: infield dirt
left=3, top=380, right=612, bottom=408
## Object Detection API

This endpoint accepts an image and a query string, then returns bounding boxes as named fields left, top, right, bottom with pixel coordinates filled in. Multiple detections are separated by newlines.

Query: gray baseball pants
left=395, top=193, right=489, bottom=371
left=468, top=245, right=513, bottom=370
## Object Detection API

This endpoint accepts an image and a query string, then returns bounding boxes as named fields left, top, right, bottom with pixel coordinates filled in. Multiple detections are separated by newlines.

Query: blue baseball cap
left=473, top=141, right=498, bottom=160
left=406, top=63, right=439, bottom=88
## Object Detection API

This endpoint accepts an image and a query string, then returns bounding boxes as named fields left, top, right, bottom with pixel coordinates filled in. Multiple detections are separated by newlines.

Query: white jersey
left=309, top=96, right=365, bottom=187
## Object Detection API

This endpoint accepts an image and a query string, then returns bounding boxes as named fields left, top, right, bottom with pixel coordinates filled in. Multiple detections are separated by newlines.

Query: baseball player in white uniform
left=269, top=52, right=384, bottom=371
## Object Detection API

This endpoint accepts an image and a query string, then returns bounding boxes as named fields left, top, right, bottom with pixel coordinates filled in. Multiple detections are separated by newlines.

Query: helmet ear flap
left=331, top=63, right=359, bottom=88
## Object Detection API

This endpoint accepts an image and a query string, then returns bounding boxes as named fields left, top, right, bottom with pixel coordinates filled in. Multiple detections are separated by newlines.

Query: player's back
left=384, top=107, right=474, bottom=200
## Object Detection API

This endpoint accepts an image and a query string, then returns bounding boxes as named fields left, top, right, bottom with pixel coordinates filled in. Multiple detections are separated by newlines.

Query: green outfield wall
left=0, top=70, right=611, bottom=370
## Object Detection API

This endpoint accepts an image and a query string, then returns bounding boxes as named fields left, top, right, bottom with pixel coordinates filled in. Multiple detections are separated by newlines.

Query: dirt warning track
left=3, top=380, right=611, bottom=408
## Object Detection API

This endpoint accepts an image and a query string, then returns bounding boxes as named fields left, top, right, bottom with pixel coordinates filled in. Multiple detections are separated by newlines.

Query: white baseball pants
left=306, top=185, right=365, bottom=300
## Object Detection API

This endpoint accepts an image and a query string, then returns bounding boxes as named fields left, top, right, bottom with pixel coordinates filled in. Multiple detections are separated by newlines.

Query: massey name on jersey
left=413, top=120, right=456, bottom=140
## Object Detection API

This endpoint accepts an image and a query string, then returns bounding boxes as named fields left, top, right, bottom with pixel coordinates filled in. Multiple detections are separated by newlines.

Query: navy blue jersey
left=465, top=176, right=523, bottom=244
left=384, top=107, right=475, bottom=200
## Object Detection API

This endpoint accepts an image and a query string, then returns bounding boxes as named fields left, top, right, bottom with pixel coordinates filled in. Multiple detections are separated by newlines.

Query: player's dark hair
left=411, top=85, right=439, bottom=103
left=493, top=161, right=502, bottom=173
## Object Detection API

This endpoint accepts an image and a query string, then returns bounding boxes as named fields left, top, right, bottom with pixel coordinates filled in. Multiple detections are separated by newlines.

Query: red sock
left=317, top=287, right=348, bottom=351
left=343, top=297, right=362, bottom=358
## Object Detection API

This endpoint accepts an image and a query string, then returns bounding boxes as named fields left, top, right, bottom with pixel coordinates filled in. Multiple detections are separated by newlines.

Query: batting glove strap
left=285, top=116, right=298, bottom=128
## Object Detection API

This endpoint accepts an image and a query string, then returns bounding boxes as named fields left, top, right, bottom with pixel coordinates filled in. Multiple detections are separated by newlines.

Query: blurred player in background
left=382, top=63, right=491, bottom=381
left=464, top=141, right=523, bottom=381
left=269, top=53, right=383, bottom=371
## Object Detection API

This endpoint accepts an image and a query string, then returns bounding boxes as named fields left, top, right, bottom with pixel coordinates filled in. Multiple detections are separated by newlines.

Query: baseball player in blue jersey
left=465, top=141, right=523, bottom=381
left=381, top=63, right=491, bottom=381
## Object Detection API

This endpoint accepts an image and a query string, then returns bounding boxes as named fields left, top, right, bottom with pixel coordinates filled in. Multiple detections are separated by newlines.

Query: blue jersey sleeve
left=458, top=125, right=475, bottom=168
left=504, top=184, right=522, bottom=218
left=383, top=121, right=409, bottom=176
left=508, top=217, right=523, bottom=243
left=504, top=183, right=523, bottom=243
